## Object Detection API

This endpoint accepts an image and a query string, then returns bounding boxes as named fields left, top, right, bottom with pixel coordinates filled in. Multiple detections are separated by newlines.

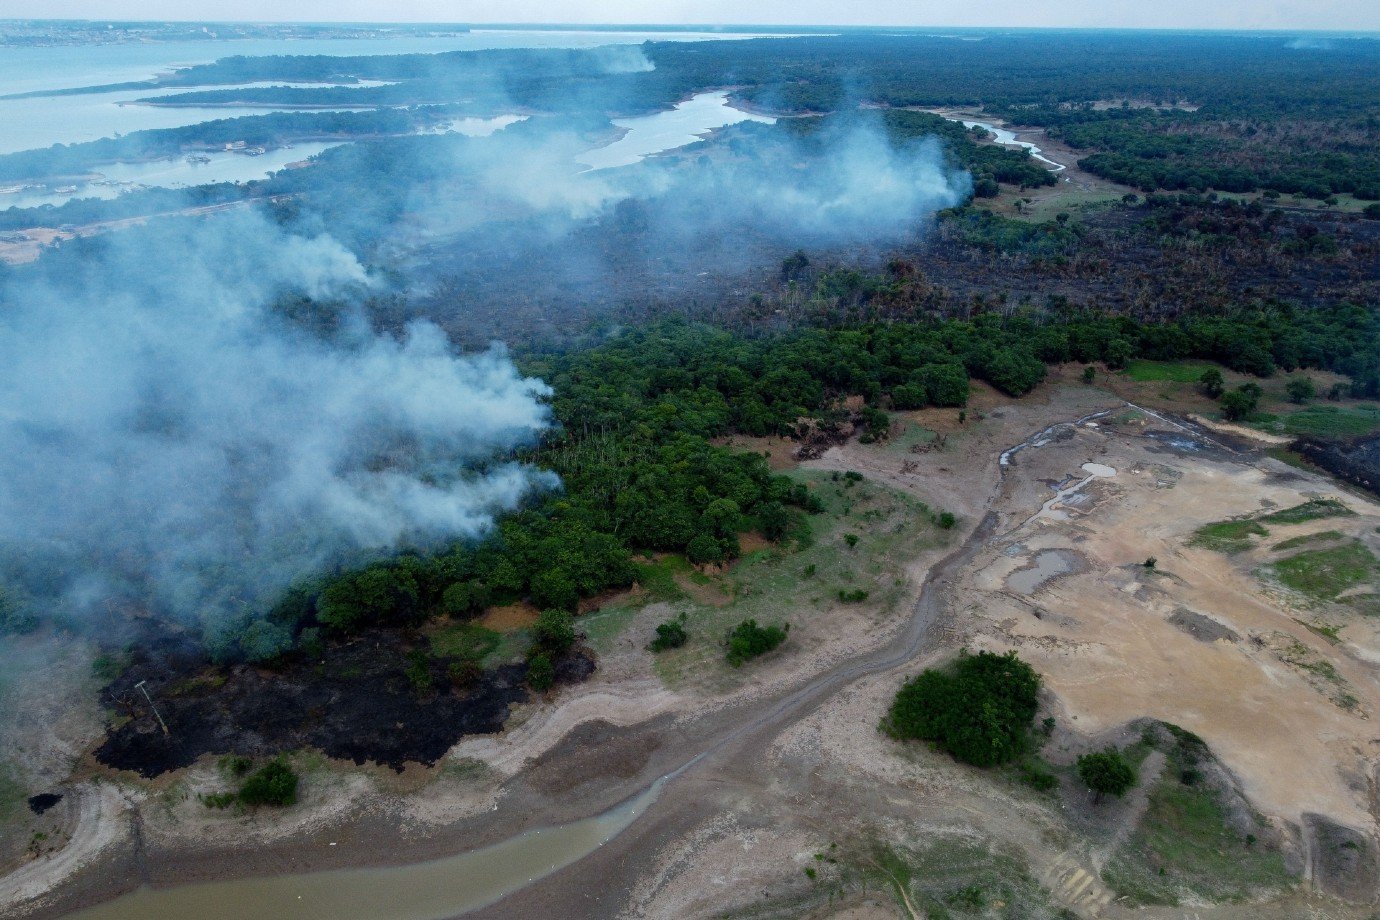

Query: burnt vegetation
left=6, top=30, right=1375, bottom=779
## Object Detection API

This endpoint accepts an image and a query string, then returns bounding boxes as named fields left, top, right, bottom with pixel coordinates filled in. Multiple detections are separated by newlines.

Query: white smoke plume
left=0, top=210, right=554, bottom=640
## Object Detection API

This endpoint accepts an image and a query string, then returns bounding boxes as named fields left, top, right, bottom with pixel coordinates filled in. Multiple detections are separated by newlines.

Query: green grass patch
left=0, top=761, right=24, bottom=824
left=1103, top=732, right=1291, bottom=906
left=1272, top=530, right=1345, bottom=552
left=1259, top=499, right=1354, bottom=525
left=1190, top=519, right=1269, bottom=553
left=863, top=838, right=1068, bottom=919
left=1264, top=446, right=1316, bottom=472
left=631, top=556, right=690, bottom=603
left=1121, top=359, right=1218, bottom=384
left=428, top=622, right=501, bottom=663
left=1257, top=405, right=1380, bottom=438
left=1272, top=540, right=1379, bottom=602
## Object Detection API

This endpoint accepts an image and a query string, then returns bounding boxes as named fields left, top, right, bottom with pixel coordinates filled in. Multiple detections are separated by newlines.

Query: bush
left=527, top=652, right=555, bottom=691
left=649, top=616, right=688, bottom=652
left=885, top=651, right=1041, bottom=768
left=1286, top=377, right=1316, bottom=404
left=1077, top=748, right=1138, bottom=802
left=1198, top=367, right=1225, bottom=399
left=1220, top=385, right=1260, bottom=421
left=237, top=760, right=298, bottom=807
left=725, top=619, right=789, bottom=666
left=202, top=792, right=238, bottom=809
left=533, top=609, right=576, bottom=653
left=937, top=511, right=957, bottom=529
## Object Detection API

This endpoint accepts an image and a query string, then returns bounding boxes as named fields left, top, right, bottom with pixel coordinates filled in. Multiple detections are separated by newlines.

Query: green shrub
left=837, top=588, right=870, bottom=603
left=725, top=619, right=789, bottom=666
left=885, top=651, right=1041, bottom=768
left=237, top=760, right=298, bottom=807
left=649, top=616, right=688, bottom=652
left=533, top=609, right=576, bottom=653
left=527, top=652, right=555, bottom=691
left=202, top=792, right=238, bottom=809
left=1077, top=748, right=1138, bottom=802
left=219, top=754, right=253, bottom=777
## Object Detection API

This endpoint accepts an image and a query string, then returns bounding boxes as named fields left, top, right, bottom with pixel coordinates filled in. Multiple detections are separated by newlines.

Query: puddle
left=1007, top=549, right=1079, bottom=595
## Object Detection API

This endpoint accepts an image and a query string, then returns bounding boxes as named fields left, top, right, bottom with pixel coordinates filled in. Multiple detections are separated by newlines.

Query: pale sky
left=14, top=2, right=1380, bottom=32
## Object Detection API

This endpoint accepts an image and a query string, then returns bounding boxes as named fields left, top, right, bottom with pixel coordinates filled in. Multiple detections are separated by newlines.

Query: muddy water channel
left=67, top=779, right=666, bottom=920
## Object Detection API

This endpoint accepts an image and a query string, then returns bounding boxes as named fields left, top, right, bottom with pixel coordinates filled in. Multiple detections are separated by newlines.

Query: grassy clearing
left=1121, top=359, right=1217, bottom=384
left=1190, top=519, right=1269, bottom=553
left=1271, top=540, right=1379, bottom=602
left=1259, top=499, right=1354, bottom=525
left=886, top=421, right=940, bottom=454
left=867, top=838, right=1069, bottom=919
left=1102, top=728, right=1290, bottom=906
left=1255, top=405, right=1380, bottom=439
left=428, top=622, right=502, bottom=664
left=645, top=469, right=948, bottom=690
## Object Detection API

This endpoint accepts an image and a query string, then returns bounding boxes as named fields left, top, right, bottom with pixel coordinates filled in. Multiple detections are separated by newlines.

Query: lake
left=577, top=91, right=775, bottom=171
left=0, top=30, right=785, bottom=156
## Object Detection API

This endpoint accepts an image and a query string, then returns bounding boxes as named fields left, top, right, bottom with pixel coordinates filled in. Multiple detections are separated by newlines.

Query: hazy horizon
left=8, top=2, right=1380, bottom=33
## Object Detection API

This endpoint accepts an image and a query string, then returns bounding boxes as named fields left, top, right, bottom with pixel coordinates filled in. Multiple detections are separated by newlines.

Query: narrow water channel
left=65, top=778, right=667, bottom=920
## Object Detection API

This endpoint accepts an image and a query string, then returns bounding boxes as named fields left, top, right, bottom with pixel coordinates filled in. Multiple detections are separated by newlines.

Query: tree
left=757, top=501, right=792, bottom=542
left=686, top=532, right=725, bottom=565
left=1286, top=377, right=1316, bottom=404
left=886, top=651, right=1041, bottom=768
left=918, top=362, right=969, bottom=407
left=1077, top=748, right=1137, bottom=803
left=1198, top=367, right=1225, bottom=399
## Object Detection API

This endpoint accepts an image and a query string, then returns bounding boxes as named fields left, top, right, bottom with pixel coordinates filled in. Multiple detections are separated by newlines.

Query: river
left=944, top=116, right=1068, bottom=172
left=65, top=778, right=670, bottom=920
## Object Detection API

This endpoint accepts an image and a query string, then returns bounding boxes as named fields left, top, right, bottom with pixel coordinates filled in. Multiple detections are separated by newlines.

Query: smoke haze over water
left=0, top=211, right=554, bottom=641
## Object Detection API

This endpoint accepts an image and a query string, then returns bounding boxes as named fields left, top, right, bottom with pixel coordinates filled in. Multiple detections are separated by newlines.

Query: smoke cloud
left=0, top=210, right=554, bottom=640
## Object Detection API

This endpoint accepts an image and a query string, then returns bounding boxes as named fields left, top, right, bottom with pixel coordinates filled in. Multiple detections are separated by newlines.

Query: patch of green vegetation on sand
left=1190, top=519, right=1269, bottom=553
left=1102, top=728, right=1291, bottom=906
left=1272, top=530, right=1345, bottom=552
left=1259, top=499, right=1354, bottom=525
left=1272, top=540, right=1379, bottom=602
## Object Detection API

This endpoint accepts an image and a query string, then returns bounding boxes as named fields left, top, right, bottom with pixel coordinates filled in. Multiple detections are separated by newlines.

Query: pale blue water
left=0, top=30, right=779, bottom=155
left=577, top=91, right=775, bottom=170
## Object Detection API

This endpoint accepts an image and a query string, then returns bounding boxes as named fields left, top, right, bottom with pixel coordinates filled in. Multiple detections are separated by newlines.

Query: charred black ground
left=1295, top=434, right=1380, bottom=498
left=94, top=631, right=594, bottom=777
